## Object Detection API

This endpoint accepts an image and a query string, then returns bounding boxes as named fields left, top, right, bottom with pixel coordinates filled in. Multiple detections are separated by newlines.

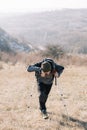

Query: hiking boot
left=41, top=110, right=48, bottom=119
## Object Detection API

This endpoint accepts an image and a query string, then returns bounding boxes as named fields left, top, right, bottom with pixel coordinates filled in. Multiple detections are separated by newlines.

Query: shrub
left=41, top=44, right=65, bottom=59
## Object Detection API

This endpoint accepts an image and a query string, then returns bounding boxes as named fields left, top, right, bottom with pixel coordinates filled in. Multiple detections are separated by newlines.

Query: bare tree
left=42, top=44, right=65, bottom=59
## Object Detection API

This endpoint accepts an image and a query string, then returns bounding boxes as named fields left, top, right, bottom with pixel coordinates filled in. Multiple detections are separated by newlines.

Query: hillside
left=0, top=28, right=33, bottom=53
left=0, top=9, right=87, bottom=53
left=0, top=62, right=87, bottom=130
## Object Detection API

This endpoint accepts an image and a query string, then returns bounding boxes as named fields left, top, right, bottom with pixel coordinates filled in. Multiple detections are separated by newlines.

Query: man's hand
left=54, top=72, right=59, bottom=78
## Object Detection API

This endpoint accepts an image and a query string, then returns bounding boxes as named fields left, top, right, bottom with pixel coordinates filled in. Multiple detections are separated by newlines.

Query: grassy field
left=0, top=62, right=87, bottom=130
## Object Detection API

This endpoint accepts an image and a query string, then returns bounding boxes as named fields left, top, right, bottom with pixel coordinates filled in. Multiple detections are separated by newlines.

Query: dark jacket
left=27, top=58, right=64, bottom=84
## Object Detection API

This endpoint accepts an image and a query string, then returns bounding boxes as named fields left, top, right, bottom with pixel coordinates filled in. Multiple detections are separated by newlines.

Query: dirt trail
left=0, top=62, right=87, bottom=130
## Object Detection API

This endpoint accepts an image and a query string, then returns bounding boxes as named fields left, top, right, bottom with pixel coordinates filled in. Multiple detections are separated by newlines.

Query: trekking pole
left=27, top=77, right=36, bottom=109
left=55, top=76, right=57, bottom=86
left=55, top=78, right=71, bottom=130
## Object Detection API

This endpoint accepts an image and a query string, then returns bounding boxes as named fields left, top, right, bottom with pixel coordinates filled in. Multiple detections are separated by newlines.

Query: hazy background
left=0, top=0, right=87, bottom=13
left=0, top=0, right=87, bottom=62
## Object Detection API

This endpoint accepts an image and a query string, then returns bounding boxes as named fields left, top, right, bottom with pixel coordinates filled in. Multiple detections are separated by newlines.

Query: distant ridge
left=0, top=28, right=33, bottom=53
left=0, top=9, right=87, bottom=53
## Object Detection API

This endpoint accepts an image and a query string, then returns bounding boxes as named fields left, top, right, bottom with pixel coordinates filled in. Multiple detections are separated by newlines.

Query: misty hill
left=0, top=28, right=33, bottom=53
left=0, top=9, right=87, bottom=53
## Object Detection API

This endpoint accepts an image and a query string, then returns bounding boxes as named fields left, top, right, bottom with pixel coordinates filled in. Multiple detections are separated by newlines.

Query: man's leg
left=39, top=92, right=48, bottom=111
left=38, top=83, right=52, bottom=112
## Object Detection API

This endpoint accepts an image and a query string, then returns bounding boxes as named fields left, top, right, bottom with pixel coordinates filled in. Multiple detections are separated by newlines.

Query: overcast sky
left=0, top=0, right=87, bottom=13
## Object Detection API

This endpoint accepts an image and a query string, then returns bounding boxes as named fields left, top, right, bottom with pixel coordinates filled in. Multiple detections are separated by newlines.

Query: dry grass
left=0, top=51, right=87, bottom=67
left=0, top=61, right=87, bottom=130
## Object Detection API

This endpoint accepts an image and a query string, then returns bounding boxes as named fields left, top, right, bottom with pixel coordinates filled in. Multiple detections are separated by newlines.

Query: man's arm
left=55, top=63, right=64, bottom=77
left=27, top=62, right=42, bottom=72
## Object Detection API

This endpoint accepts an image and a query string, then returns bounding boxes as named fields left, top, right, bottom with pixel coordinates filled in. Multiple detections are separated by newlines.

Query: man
left=27, top=58, right=64, bottom=119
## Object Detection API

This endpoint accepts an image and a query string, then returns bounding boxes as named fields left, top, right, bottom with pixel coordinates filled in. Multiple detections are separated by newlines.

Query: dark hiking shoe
left=41, top=110, right=48, bottom=119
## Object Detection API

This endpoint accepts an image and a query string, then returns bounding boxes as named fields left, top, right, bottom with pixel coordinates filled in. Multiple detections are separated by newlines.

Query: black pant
left=38, top=82, right=52, bottom=111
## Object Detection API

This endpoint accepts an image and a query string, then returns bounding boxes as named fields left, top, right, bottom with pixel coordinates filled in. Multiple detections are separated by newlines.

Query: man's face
left=41, top=71, right=51, bottom=77
left=44, top=71, right=51, bottom=76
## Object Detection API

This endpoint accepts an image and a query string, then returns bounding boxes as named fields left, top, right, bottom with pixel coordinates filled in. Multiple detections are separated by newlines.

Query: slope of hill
left=0, top=28, right=33, bottom=53
left=0, top=62, right=87, bottom=130
left=0, top=9, right=87, bottom=53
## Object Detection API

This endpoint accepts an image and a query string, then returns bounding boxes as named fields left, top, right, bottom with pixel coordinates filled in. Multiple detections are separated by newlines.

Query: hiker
left=27, top=58, right=64, bottom=118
